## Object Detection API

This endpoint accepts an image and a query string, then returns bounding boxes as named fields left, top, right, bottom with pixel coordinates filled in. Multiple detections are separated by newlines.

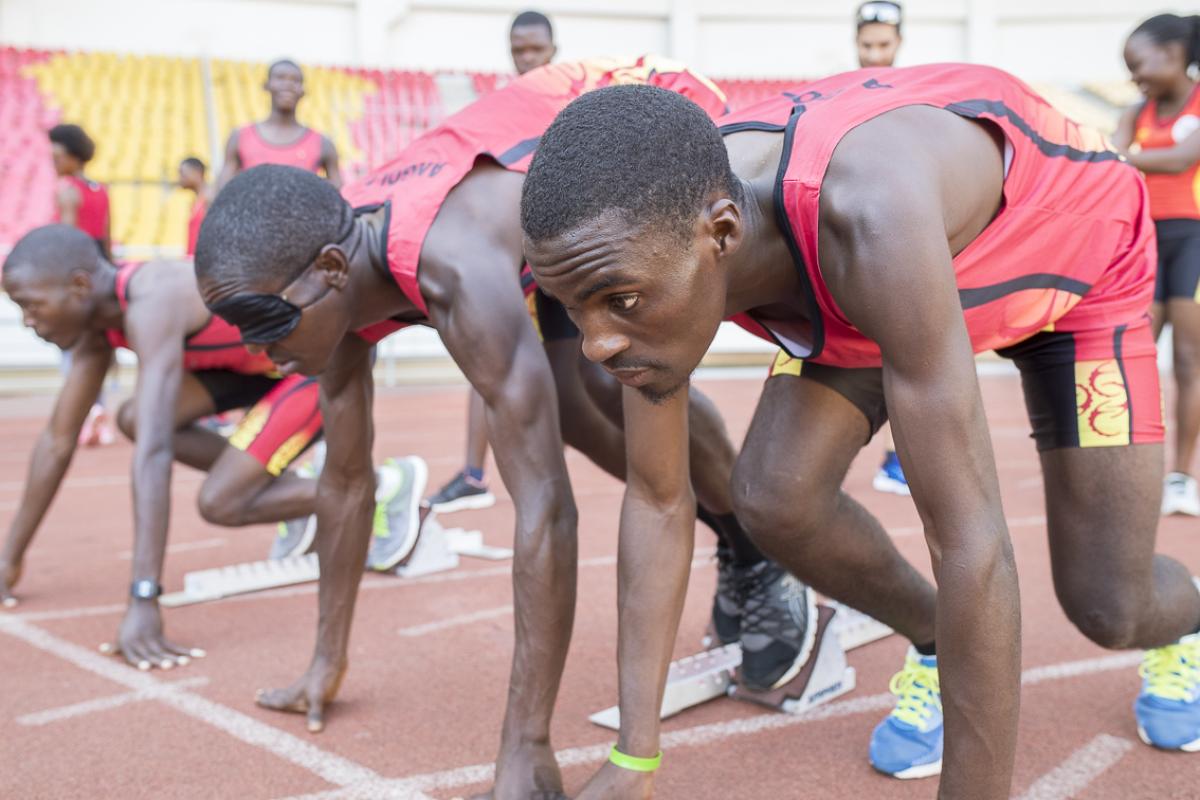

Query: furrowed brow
left=574, top=274, right=623, bottom=305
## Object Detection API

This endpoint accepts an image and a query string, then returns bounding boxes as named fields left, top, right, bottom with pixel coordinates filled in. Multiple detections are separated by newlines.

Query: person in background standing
left=179, top=157, right=210, bottom=258
left=426, top=10, right=559, bottom=513
left=49, top=123, right=114, bottom=446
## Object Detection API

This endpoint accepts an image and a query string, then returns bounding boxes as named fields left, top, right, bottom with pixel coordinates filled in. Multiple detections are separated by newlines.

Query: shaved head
left=3, top=224, right=101, bottom=288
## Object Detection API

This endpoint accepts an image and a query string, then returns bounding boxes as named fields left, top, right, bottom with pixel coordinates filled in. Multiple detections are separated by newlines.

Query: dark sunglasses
left=210, top=266, right=331, bottom=346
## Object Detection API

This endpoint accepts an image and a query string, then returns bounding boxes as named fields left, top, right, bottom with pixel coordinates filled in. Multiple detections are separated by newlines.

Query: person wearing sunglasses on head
left=856, top=1, right=903, bottom=69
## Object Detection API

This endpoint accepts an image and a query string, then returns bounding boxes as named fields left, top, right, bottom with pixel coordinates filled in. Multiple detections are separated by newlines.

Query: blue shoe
left=1135, top=632, right=1200, bottom=751
left=869, top=647, right=943, bottom=779
left=872, top=451, right=910, bottom=497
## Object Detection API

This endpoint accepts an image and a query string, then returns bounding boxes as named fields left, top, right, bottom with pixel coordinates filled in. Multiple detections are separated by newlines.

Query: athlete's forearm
left=312, top=466, right=375, bottom=663
left=1125, top=147, right=1199, bottom=175
left=129, top=446, right=174, bottom=582
left=3, top=431, right=77, bottom=564
left=614, top=491, right=695, bottom=757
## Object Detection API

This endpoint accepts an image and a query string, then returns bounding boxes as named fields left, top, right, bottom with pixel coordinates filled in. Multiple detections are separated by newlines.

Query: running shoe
left=873, top=451, right=910, bottom=496
left=709, top=545, right=741, bottom=646
left=1162, top=473, right=1200, bottom=517
left=366, top=456, right=429, bottom=571
left=869, top=647, right=943, bottom=779
left=427, top=470, right=495, bottom=513
left=736, top=560, right=817, bottom=691
left=1135, top=632, right=1200, bottom=751
left=269, top=444, right=324, bottom=560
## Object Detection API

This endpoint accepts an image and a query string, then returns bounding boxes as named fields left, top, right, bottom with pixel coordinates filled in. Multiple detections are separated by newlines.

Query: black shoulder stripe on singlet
left=185, top=340, right=246, bottom=352
left=958, top=273, right=1092, bottom=310
left=945, top=99, right=1123, bottom=163
left=494, top=137, right=541, bottom=167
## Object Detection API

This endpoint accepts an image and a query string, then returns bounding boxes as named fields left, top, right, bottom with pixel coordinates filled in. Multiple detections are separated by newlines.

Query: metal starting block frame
left=160, top=514, right=512, bottom=607
left=588, top=601, right=893, bottom=730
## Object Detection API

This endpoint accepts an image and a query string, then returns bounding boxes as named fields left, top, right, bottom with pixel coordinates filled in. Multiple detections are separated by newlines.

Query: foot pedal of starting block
left=827, top=600, right=894, bottom=650
left=728, top=604, right=855, bottom=714
left=444, top=528, right=513, bottom=561
left=392, top=513, right=460, bottom=578
left=160, top=553, right=320, bottom=607
left=588, top=642, right=743, bottom=730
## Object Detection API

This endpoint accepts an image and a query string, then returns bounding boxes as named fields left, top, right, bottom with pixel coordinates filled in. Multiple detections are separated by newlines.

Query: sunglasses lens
left=859, top=3, right=901, bottom=25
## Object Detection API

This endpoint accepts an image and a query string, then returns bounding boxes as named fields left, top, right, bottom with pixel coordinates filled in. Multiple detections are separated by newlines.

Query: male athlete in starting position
left=194, top=58, right=810, bottom=793
left=215, top=59, right=342, bottom=192
left=0, top=225, right=419, bottom=679
left=521, top=66, right=1200, bottom=798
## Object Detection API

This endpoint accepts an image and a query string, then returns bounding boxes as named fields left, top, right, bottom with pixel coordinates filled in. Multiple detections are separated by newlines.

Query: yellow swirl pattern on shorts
left=1074, top=358, right=1130, bottom=447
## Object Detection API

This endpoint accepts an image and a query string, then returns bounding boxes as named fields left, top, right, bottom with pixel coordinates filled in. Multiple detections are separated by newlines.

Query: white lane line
left=17, top=675, right=210, bottom=726
left=0, top=472, right=204, bottom=492
left=0, top=614, right=411, bottom=795
left=1014, top=734, right=1135, bottom=800
left=274, top=650, right=1147, bottom=800
left=119, top=537, right=227, bottom=560
left=398, top=605, right=513, bottom=638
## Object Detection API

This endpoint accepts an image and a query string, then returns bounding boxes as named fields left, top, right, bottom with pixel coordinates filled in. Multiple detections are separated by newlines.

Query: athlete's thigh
left=737, top=353, right=884, bottom=496
left=999, top=323, right=1165, bottom=583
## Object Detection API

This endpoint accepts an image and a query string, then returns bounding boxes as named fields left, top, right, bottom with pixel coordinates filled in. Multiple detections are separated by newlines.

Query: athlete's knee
left=731, top=455, right=832, bottom=549
left=1057, top=581, right=1143, bottom=650
left=116, top=399, right=136, bottom=440
left=1173, top=333, right=1200, bottom=385
left=197, top=478, right=251, bottom=527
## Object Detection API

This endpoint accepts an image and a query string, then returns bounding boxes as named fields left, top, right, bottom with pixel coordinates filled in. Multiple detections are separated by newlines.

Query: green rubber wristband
left=609, top=745, right=663, bottom=772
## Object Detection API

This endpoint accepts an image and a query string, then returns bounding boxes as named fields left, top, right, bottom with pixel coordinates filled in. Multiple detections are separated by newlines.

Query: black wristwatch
left=130, top=579, right=163, bottom=600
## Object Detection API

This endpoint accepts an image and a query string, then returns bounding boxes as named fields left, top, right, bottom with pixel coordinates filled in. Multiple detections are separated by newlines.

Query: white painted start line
left=0, top=614, right=420, bottom=798
left=273, top=651, right=1147, bottom=800
left=1014, top=734, right=1135, bottom=800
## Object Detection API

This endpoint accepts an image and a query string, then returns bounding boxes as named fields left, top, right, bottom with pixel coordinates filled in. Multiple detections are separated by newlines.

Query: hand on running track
left=574, top=761, right=654, bottom=800
left=466, top=741, right=566, bottom=800
left=0, top=560, right=22, bottom=608
left=105, top=600, right=202, bottom=670
left=255, top=655, right=347, bottom=733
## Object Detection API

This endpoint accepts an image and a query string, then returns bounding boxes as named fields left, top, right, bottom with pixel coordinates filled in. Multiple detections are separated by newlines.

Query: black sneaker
left=426, top=471, right=495, bottom=513
left=710, top=545, right=741, bottom=646
left=737, top=560, right=817, bottom=691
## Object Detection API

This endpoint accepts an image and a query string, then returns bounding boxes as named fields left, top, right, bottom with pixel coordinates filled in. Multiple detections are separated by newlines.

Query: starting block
left=587, top=598, right=893, bottom=730
left=160, top=513, right=512, bottom=607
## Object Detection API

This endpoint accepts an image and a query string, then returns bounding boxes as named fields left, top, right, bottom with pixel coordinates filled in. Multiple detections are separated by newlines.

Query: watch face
left=132, top=579, right=160, bottom=599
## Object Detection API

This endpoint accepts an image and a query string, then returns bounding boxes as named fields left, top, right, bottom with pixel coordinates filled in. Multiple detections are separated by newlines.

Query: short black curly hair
left=521, top=85, right=739, bottom=245
left=3, top=224, right=101, bottom=286
left=48, top=124, right=96, bottom=163
left=194, top=164, right=353, bottom=291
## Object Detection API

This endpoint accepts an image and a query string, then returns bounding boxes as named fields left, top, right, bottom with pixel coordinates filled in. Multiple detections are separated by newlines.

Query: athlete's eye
left=609, top=294, right=639, bottom=313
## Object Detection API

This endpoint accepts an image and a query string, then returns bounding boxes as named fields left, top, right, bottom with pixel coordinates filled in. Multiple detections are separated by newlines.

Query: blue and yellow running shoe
left=869, top=647, right=943, bottom=779
left=1135, top=633, right=1200, bottom=751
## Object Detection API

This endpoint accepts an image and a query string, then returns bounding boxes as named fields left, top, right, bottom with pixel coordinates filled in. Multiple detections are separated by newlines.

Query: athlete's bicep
left=316, top=335, right=375, bottom=480
left=1111, top=105, right=1140, bottom=151
left=124, top=304, right=189, bottom=451
left=320, top=137, right=343, bottom=189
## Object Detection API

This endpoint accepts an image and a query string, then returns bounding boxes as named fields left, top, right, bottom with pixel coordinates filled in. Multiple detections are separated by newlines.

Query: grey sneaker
left=737, top=560, right=817, bottom=691
left=710, top=545, right=741, bottom=646
left=427, top=471, right=495, bottom=513
left=366, top=456, right=429, bottom=571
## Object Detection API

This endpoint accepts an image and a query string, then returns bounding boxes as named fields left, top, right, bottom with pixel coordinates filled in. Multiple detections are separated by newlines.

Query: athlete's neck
left=720, top=174, right=799, bottom=318
left=349, top=211, right=419, bottom=325
left=265, top=108, right=301, bottom=129
left=90, top=263, right=124, bottom=331
left=1157, top=77, right=1197, bottom=112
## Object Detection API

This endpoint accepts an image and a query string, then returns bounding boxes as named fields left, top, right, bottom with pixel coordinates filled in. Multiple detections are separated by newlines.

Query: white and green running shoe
left=269, top=443, right=325, bottom=560
left=366, top=456, right=429, bottom=572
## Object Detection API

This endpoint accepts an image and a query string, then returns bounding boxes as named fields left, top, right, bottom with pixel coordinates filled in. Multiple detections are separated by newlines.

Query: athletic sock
left=697, top=505, right=766, bottom=567
left=465, top=466, right=484, bottom=482
left=914, top=640, right=936, bottom=657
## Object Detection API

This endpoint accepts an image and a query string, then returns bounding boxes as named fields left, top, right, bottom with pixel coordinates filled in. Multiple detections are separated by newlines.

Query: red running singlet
left=104, top=262, right=276, bottom=374
left=342, top=55, right=729, bottom=343
left=721, top=63, right=1155, bottom=369
left=236, top=124, right=323, bottom=172
left=53, top=175, right=109, bottom=244
left=1134, top=84, right=1200, bottom=221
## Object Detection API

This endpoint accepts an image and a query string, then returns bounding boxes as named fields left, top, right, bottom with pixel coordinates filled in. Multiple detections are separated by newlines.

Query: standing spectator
left=215, top=59, right=341, bottom=193
left=427, top=10, right=560, bottom=513
left=178, top=157, right=210, bottom=258
left=1114, top=13, right=1200, bottom=516
left=48, top=123, right=114, bottom=446
left=856, top=1, right=903, bottom=69
left=509, top=10, right=557, bottom=76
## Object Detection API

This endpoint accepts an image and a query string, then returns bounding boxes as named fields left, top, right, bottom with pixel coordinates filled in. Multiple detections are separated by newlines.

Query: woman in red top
left=48, top=123, right=115, bottom=446
left=1116, top=13, right=1200, bottom=516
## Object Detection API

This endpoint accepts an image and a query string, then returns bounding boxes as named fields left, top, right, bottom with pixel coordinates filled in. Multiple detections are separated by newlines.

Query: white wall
left=0, top=0, right=1155, bottom=82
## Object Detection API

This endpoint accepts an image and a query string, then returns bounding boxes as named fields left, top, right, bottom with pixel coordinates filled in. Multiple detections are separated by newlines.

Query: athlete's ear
left=67, top=269, right=93, bottom=299
left=706, top=198, right=744, bottom=260
left=312, top=244, right=350, bottom=290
